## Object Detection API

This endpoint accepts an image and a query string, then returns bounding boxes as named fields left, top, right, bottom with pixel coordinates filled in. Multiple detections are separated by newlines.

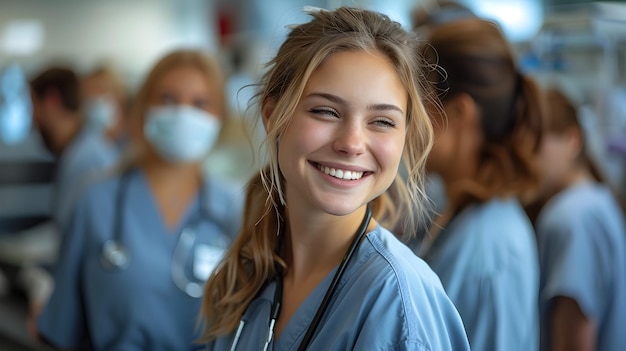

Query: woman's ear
left=447, top=93, right=478, bottom=126
left=261, top=98, right=276, bottom=132
left=566, top=126, right=585, bottom=159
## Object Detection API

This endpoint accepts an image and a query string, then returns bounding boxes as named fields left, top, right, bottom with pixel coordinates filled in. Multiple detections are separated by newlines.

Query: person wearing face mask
left=35, top=50, right=244, bottom=351
left=81, top=65, right=130, bottom=148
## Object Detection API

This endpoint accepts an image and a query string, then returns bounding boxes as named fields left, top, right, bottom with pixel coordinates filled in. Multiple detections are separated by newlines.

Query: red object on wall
left=218, top=10, right=233, bottom=45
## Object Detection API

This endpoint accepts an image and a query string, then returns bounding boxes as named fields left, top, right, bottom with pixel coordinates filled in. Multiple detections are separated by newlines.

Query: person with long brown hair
left=35, top=50, right=243, bottom=350
left=416, top=18, right=543, bottom=351
left=533, top=88, right=626, bottom=351
left=200, top=6, right=469, bottom=351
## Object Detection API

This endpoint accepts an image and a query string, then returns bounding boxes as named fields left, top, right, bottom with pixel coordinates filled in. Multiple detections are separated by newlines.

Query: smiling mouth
left=315, top=163, right=367, bottom=180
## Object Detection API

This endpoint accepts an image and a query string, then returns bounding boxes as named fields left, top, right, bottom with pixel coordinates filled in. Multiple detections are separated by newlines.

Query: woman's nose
left=333, top=123, right=366, bottom=156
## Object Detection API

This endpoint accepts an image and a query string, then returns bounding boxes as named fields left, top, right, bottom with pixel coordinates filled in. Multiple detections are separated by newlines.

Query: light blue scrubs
left=418, top=198, right=539, bottom=351
left=206, top=226, right=470, bottom=351
left=38, top=169, right=243, bottom=350
left=536, top=181, right=626, bottom=351
left=53, top=127, right=119, bottom=231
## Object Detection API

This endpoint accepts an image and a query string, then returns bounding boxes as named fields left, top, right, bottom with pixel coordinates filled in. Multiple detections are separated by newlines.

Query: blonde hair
left=130, top=49, right=226, bottom=127
left=82, top=65, right=128, bottom=103
left=200, top=6, right=435, bottom=340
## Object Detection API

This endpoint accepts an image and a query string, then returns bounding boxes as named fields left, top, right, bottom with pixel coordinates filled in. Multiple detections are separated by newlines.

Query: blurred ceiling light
left=470, top=0, right=543, bottom=42
left=1, top=20, right=44, bottom=56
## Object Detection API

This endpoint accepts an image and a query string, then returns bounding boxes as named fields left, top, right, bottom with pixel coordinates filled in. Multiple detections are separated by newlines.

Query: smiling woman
left=277, top=50, right=407, bottom=218
left=200, top=6, right=470, bottom=351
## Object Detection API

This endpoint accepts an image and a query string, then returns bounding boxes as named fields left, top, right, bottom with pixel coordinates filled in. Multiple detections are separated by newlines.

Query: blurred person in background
left=395, top=0, right=477, bottom=242
left=81, top=65, right=131, bottom=149
left=31, top=67, right=120, bottom=231
left=531, top=88, right=626, bottom=351
left=36, top=49, right=243, bottom=351
left=0, top=67, right=121, bottom=333
left=416, top=18, right=544, bottom=351
left=411, top=0, right=476, bottom=35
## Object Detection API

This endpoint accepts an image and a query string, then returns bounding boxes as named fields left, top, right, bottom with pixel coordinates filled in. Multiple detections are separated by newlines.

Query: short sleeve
left=38, top=195, right=90, bottom=349
left=537, top=208, right=609, bottom=320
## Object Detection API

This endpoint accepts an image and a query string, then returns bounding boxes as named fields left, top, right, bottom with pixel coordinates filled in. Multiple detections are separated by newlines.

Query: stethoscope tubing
left=230, top=203, right=372, bottom=351
left=296, top=203, right=372, bottom=350
left=101, top=170, right=210, bottom=298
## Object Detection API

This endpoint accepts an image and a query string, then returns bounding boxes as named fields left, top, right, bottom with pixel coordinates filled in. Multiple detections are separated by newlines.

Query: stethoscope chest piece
left=101, top=170, right=215, bottom=298
left=172, top=228, right=204, bottom=298
left=101, top=239, right=131, bottom=270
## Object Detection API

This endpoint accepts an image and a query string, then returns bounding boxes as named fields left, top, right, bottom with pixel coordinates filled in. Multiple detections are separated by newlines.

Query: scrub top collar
left=237, top=227, right=378, bottom=349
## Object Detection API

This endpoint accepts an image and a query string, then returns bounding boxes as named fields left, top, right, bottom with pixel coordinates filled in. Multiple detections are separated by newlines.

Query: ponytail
left=200, top=169, right=283, bottom=340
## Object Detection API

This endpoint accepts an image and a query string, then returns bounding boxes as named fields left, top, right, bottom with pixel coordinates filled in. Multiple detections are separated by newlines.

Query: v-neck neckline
left=273, top=267, right=337, bottom=350
left=134, top=169, right=202, bottom=237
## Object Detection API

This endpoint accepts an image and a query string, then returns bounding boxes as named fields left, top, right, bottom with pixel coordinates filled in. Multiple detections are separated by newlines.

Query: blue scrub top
left=38, top=168, right=244, bottom=350
left=53, top=127, right=119, bottom=231
left=536, top=181, right=626, bottom=351
left=419, top=198, right=539, bottom=351
left=206, top=226, right=470, bottom=351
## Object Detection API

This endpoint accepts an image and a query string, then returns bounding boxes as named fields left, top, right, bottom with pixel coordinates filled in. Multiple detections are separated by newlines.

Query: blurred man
left=30, top=67, right=119, bottom=230
left=0, top=67, right=121, bottom=337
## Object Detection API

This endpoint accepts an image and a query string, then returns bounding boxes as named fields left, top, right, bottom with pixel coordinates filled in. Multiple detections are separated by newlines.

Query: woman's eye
left=373, top=118, right=396, bottom=128
left=159, top=93, right=177, bottom=105
left=193, top=99, right=210, bottom=110
left=310, top=107, right=339, bottom=118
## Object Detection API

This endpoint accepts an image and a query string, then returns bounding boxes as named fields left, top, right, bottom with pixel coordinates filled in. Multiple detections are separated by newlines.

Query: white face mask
left=144, top=105, right=221, bottom=163
left=85, top=96, right=116, bottom=131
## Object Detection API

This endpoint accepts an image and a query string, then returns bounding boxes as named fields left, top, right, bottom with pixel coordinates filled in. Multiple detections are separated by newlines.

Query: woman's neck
left=139, top=152, right=201, bottom=184
left=138, top=153, right=202, bottom=230
left=274, top=203, right=374, bottom=339
left=558, top=165, right=594, bottom=194
left=283, top=204, right=373, bottom=283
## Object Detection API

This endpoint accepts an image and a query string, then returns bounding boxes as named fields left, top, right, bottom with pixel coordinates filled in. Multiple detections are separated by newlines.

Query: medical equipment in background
left=0, top=63, right=32, bottom=145
left=526, top=2, right=626, bottom=199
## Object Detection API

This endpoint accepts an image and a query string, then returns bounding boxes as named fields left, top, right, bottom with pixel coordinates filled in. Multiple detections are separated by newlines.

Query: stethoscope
left=229, top=203, right=372, bottom=351
left=100, top=170, right=212, bottom=298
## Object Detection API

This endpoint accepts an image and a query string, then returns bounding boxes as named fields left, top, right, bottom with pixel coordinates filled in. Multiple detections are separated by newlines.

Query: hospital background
left=0, top=0, right=625, bottom=350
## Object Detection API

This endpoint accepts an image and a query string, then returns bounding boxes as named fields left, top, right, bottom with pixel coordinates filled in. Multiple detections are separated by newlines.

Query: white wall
left=0, top=0, right=218, bottom=89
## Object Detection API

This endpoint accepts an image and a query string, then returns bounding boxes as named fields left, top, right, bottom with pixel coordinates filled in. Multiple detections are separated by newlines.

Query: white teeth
left=317, top=164, right=364, bottom=180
